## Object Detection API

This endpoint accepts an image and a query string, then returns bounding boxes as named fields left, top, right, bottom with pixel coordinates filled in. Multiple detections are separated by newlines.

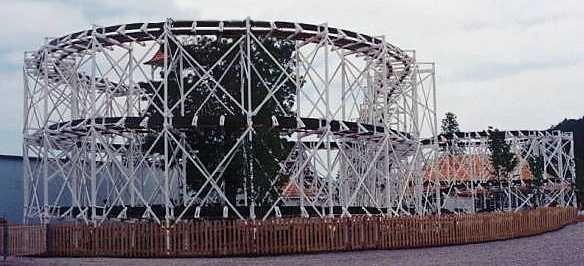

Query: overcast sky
left=1, top=0, right=583, bottom=155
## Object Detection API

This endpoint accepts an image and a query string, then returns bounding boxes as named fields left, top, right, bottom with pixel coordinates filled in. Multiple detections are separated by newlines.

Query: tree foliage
left=440, top=112, right=462, bottom=154
left=526, top=155, right=544, bottom=187
left=142, top=36, right=297, bottom=207
left=487, top=129, right=518, bottom=179
left=526, top=154, right=544, bottom=206
left=441, top=112, right=460, bottom=135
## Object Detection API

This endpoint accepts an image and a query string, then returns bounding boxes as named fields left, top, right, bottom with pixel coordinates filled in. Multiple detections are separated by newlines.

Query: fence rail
left=0, top=207, right=577, bottom=258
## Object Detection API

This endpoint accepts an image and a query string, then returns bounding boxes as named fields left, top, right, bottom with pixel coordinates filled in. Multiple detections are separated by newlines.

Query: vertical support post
left=556, top=132, right=565, bottom=206
left=89, top=27, right=98, bottom=225
left=294, top=41, right=305, bottom=214
left=431, top=62, right=440, bottom=215
left=129, top=140, right=136, bottom=207
left=245, top=17, right=256, bottom=219
left=322, top=23, right=334, bottom=216
left=507, top=133, right=513, bottom=211
left=569, top=133, right=578, bottom=207
left=127, top=43, right=134, bottom=116
left=22, top=66, right=30, bottom=224
left=163, top=18, right=172, bottom=227
left=379, top=38, right=389, bottom=215
left=410, top=53, right=423, bottom=214
left=181, top=133, right=188, bottom=206
left=238, top=41, right=249, bottom=208
left=41, top=40, right=50, bottom=224
left=127, top=44, right=136, bottom=208
left=470, top=134, right=477, bottom=213
left=340, top=42, right=348, bottom=215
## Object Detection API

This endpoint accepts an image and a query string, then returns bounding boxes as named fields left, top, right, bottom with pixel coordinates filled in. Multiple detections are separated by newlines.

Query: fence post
left=2, top=223, right=7, bottom=260
left=44, top=224, right=50, bottom=257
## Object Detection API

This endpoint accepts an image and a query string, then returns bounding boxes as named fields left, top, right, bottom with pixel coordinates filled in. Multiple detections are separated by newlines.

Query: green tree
left=526, top=154, right=544, bottom=206
left=488, top=129, right=518, bottom=178
left=441, top=112, right=460, bottom=135
left=142, top=36, right=297, bottom=208
left=488, top=128, right=518, bottom=210
left=441, top=112, right=461, bottom=154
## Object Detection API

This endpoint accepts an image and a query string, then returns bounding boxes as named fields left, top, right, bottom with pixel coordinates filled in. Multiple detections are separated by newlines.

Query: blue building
left=0, top=155, right=22, bottom=223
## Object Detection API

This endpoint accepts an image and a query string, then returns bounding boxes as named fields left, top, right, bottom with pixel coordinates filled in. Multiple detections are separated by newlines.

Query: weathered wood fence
left=0, top=207, right=576, bottom=257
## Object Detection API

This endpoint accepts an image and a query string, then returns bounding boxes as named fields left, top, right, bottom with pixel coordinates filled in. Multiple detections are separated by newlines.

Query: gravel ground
left=2, top=222, right=583, bottom=266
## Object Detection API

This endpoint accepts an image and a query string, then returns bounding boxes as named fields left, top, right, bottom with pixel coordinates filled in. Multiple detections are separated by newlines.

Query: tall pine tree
left=441, top=112, right=460, bottom=135
left=488, top=129, right=518, bottom=179
left=441, top=112, right=461, bottom=154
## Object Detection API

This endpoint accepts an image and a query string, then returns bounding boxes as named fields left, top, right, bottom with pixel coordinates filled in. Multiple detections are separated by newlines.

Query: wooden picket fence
left=0, top=224, right=46, bottom=257
left=0, top=207, right=577, bottom=258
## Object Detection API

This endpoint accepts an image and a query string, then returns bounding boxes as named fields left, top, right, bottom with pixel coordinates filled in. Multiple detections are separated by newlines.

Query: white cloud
left=0, top=0, right=583, bottom=155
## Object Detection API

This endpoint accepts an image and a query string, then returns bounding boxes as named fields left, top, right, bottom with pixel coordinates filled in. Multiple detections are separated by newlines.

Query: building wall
left=0, top=155, right=22, bottom=223
left=0, top=154, right=177, bottom=224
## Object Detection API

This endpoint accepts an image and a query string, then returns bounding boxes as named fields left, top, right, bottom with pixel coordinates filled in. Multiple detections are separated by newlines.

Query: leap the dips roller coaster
left=22, top=18, right=576, bottom=225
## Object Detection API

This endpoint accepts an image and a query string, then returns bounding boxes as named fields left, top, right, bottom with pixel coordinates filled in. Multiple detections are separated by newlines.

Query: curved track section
left=38, top=20, right=412, bottom=70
